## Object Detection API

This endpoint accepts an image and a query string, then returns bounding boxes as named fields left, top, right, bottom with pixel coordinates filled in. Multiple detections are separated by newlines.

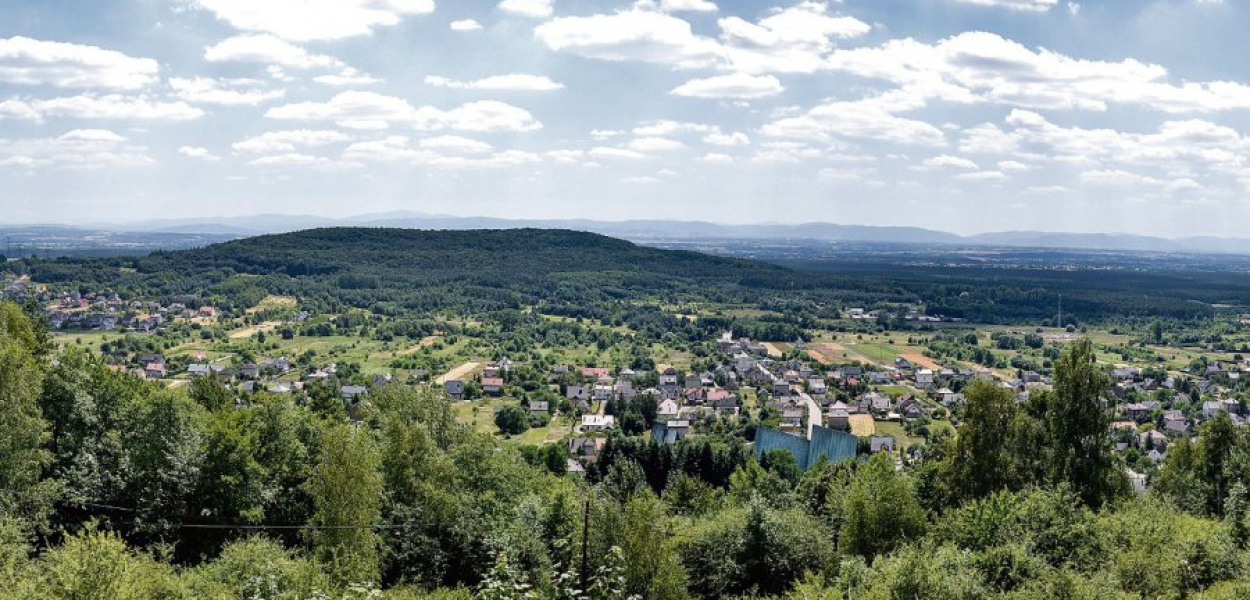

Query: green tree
left=947, top=379, right=1029, bottom=502
left=0, top=304, right=54, bottom=526
left=841, top=453, right=926, bottom=559
left=307, top=423, right=384, bottom=587
left=1038, top=339, right=1124, bottom=507
left=495, top=405, right=530, bottom=436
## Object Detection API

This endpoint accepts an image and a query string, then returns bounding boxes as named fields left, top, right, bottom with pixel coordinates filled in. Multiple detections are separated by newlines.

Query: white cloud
left=233, top=129, right=351, bottom=154
left=450, top=19, right=483, bottom=31
left=699, top=152, right=734, bottom=163
left=170, top=77, right=284, bottom=105
left=826, top=31, right=1250, bottom=113
left=536, top=9, right=723, bottom=69
left=661, top=0, right=718, bottom=12
left=922, top=154, right=978, bottom=169
left=314, top=68, right=381, bottom=86
left=762, top=92, right=946, bottom=146
left=954, top=170, right=1008, bottom=182
left=0, top=129, right=152, bottom=169
left=205, top=35, right=343, bottom=69
left=266, top=92, right=542, bottom=132
left=343, top=135, right=539, bottom=167
left=498, top=0, right=553, bottom=18
left=537, top=3, right=869, bottom=74
left=632, top=120, right=716, bottom=136
left=671, top=73, right=783, bottom=99
left=0, top=36, right=158, bottom=90
left=947, top=0, right=1057, bottom=11
left=178, top=146, right=220, bottom=161
left=703, top=131, right=750, bottom=146
left=249, top=152, right=341, bottom=167
left=628, top=137, right=686, bottom=152
left=193, top=0, right=437, bottom=41
left=589, top=146, right=649, bottom=159
left=718, top=2, right=872, bottom=74
left=1, top=95, right=205, bottom=121
left=424, top=74, right=564, bottom=91
left=419, top=135, right=493, bottom=153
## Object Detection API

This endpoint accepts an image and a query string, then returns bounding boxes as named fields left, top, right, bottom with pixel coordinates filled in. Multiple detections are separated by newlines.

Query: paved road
left=798, top=392, right=821, bottom=439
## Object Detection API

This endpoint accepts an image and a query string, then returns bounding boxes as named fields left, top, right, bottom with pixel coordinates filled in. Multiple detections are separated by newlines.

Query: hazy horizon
left=5, top=0, right=1250, bottom=237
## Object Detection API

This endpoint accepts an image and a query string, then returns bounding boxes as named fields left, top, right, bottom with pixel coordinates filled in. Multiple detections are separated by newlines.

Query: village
left=14, top=275, right=1244, bottom=488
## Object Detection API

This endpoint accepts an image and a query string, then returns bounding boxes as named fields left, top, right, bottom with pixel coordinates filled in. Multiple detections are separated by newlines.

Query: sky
left=2, top=0, right=1250, bottom=237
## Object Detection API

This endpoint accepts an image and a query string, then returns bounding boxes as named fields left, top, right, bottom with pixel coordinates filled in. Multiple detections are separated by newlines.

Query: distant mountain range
left=13, top=211, right=1250, bottom=256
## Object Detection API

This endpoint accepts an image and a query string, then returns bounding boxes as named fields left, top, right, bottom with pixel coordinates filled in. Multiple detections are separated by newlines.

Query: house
left=187, top=364, right=211, bottom=377
left=915, top=369, right=934, bottom=389
left=658, top=398, right=680, bottom=420
left=827, top=408, right=850, bottom=431
left=565, top=385, right=588, bottom=401
left=581, top=367, right=610, bottom=381
left=1126, top=403, right=1151, bottom=421
left=1202, top=401, right=1226, bottom=420
left=239, top=364, right=260, bottom=380
left=581, top=415, right=616, bottom=431
left=445, top=379, right=465, bottom=399
left=593, top=384, right=614, bottom=402
left=529, top=401, right=550, bottom=415
left=894, top=357, right=913, bottom=371
left=870, top=436, right=895, bottom=453
left=482, top=377, right=504, bottom=396
left=807, top=378, right=827, bottom=396
left=1140, top=429, right=1168, bottom=450
left=567, top=438, right=606, bottom=460
left=1164, top=417, right=1190, bottom=435
left=144, top=363, right=167, bottom=380
left=268, top=382, right=292, bottom=394
left=342, top=385, right=367, bottom=400
left=773, top=380, right=792, bottom=397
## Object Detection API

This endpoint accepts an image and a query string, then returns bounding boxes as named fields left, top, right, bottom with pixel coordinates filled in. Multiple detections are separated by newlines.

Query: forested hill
left=21, top=228, right=809, bottom=322
left=148, top=227, right=791, bottom=281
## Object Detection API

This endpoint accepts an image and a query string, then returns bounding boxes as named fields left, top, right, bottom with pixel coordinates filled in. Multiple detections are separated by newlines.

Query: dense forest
left=1, top=298, right=1249, bottom=599
left=7, top=227, right=1243, bottom=327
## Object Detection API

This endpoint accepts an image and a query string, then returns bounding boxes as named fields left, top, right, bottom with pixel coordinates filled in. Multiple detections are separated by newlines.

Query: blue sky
left=2, top=0, right=1249, bottom=236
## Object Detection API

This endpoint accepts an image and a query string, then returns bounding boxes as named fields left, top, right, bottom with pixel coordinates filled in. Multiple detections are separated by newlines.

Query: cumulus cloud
left=0, top=36, right=158, bottom=90
left=178, top=146, right=221, bottom=161
left=450, top=19, right=483, bottom=31
left=265, top=91, right=543, bottom=132
left=628, top=137, right=686, bottom=152
left=825, top=31, right=1250, bottom=113
left=536, top=2, right=869, bottom=74
left=922, top=155, right=978, bottom=169
left=192, top=0, right=436, bottom=41
left=424, top=74, right=565, bottom=91
left=313, top=68, right=381, bottom=86
left=947, top=0, right=1058, bottom=11
left=205, top=35, right=343, bottom=69
left=762, top=92, right=946, bottom=146
left=0, top=129, right=152, bottom=169
left=233, top=129, right=351, bottom=154
left=343, top=135, right=539, bottom=167
left=170, top=77, right=284, bottom=105
left=0, top=95, right=204, bottom=121
left=661, top=0, right=719, bottom=12
left=671, top=73, right=783, bottom=99
left=498, top=0, right=553, bottom=18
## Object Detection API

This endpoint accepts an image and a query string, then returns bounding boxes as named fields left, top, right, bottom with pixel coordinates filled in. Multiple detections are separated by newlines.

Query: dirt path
left=399, top=335, right=442, bottom=356
left=436, top=361, right=481, bottom=384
